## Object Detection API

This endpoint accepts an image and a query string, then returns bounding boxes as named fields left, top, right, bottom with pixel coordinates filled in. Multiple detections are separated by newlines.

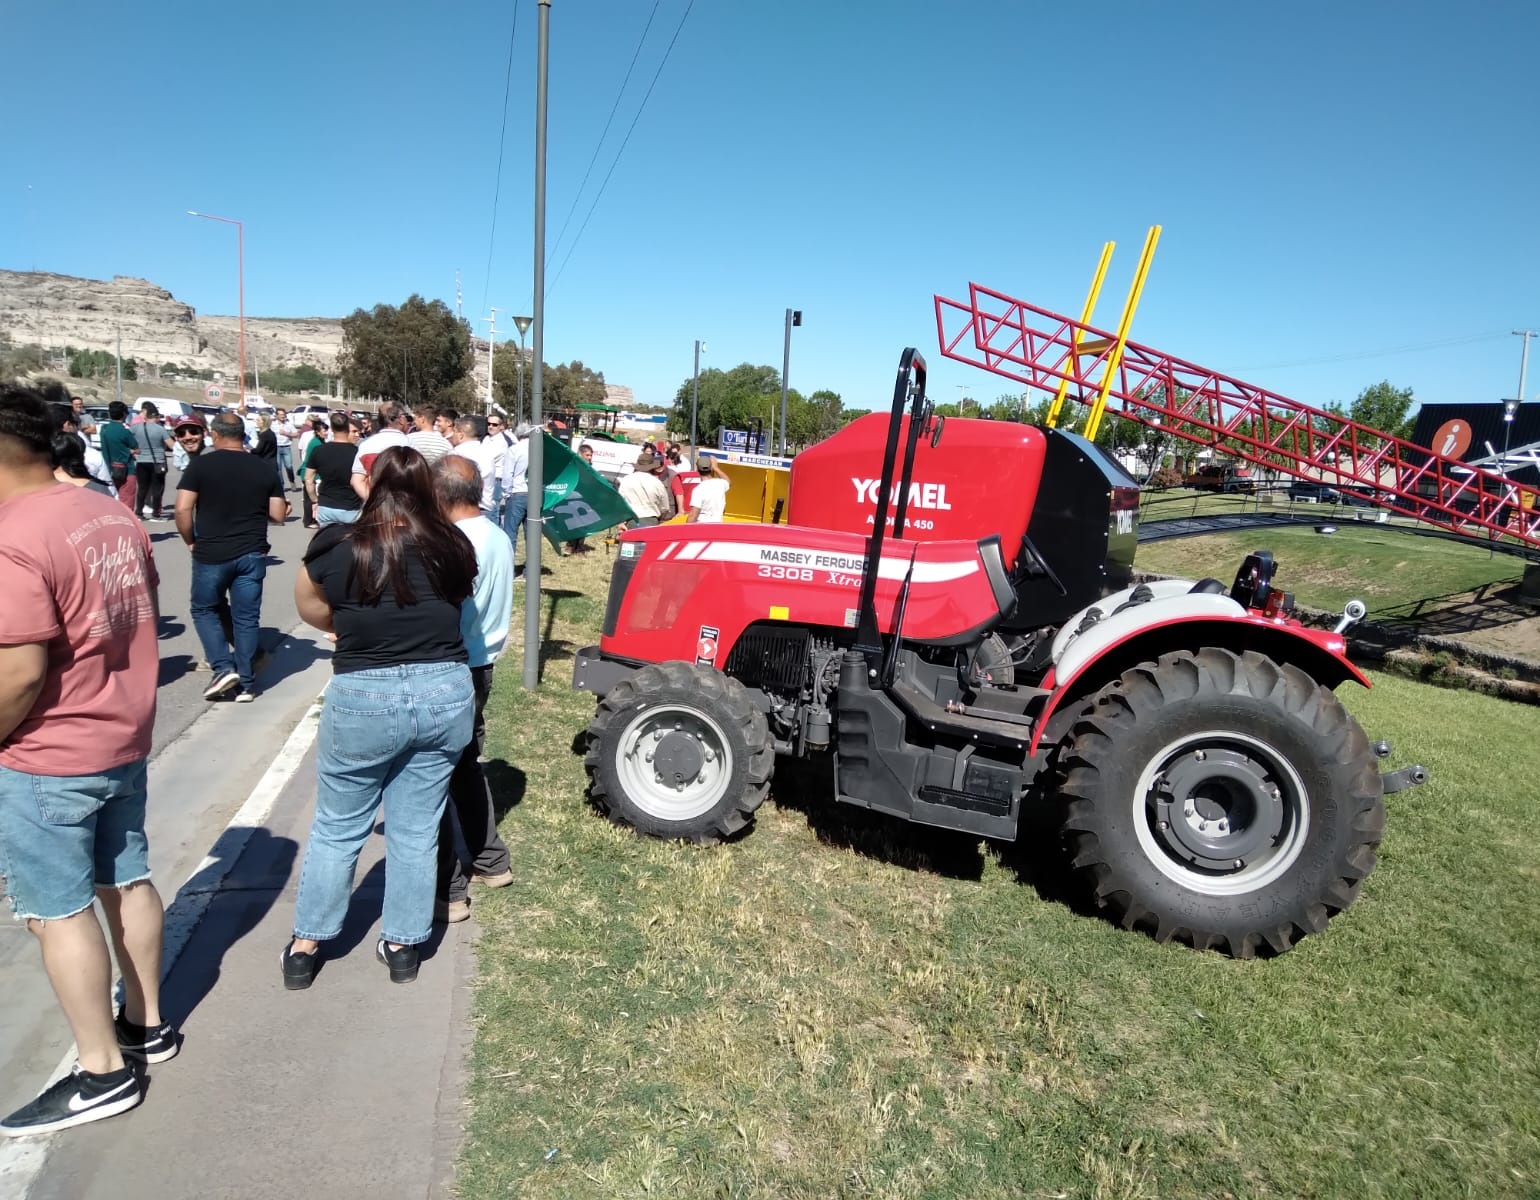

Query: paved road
left=0, top=475, right=338, bottom=1163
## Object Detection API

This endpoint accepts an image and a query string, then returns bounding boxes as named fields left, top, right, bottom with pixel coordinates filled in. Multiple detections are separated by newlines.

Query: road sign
left=205, top=384, right=223, bottom=402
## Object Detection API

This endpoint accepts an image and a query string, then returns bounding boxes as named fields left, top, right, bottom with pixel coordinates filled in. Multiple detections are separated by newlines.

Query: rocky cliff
left=0, top=269, right=343, bottom=374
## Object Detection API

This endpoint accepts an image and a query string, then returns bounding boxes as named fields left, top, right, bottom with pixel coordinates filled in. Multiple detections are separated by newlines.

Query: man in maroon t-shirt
left=0, top=386, right=177, bottom=1137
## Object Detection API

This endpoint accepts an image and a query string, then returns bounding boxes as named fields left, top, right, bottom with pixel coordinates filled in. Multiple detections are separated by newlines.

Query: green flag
left=540, top=433, right=634, bottom=542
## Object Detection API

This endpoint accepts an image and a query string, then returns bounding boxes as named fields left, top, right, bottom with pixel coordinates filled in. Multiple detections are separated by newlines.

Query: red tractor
left=573, top=350, right=1426, bottom=956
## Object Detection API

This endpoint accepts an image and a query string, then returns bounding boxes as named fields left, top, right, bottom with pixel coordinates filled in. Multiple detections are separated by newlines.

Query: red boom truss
left=935, top=284, right=1540, bottom=553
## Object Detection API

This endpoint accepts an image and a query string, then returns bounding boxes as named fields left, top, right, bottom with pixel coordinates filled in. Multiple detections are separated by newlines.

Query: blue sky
left=5, top=0, right=1538, bottom=421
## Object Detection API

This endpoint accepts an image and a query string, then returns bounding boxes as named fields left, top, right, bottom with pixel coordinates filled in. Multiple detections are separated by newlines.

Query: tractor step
left=888, top=679, right=1033, bottom=751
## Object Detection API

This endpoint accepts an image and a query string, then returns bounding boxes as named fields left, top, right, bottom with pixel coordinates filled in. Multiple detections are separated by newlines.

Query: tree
left=668, top=363, right=782, bottom=446
left=1347, top=380, right=1415, bottom=447
left=544, top=360, right=608, bottom=411
left=338, top=294, right=474, bottom=408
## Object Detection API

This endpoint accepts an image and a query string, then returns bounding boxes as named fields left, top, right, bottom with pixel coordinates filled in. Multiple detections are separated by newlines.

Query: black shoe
left=0, top=1065, right=142, bottom=1137
left=281, top=941, right=318, bottom=990
left=203, top=671, right=240, bottom=700
left=376, top=939, right=420, bottom=984
left=115, top=1011, right=179, bottom=1064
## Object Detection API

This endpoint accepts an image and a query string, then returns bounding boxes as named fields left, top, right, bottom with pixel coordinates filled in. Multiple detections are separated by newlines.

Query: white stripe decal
left=680, top=541, right=979, bottom=585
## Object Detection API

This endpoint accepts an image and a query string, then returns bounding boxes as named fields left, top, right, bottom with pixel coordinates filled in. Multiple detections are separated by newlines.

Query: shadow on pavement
left=159, top=827, right=299, bottom=1030
left=326, top=858, right=450, bottom=967
left=158, top=654, right=196, bottom=688
left=254, top=628, right=326, bottom=691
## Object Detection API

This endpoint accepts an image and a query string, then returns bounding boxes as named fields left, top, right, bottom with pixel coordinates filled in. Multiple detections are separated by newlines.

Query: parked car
left=289, top=403, right=331, bottom=423
left=1184, top=463, right=1255, bottom=493
left=1287, top=479, right=1341, bottom=502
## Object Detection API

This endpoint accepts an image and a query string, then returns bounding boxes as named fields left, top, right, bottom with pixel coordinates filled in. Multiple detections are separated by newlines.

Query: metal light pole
left=1514, top=330, right=1536, bottom=411
left=484, top=308, right=498, bottom=414
left=188, top=211, right=244, bottom=410
left=514, top=314, right=532, bottom=423
left=522, top=0, right=551, bottom=691
left=691, top=339, right=703, bottom=453
left=779, top=308, right=800, bottom=455
left=115, top=327, right=123, bottom=407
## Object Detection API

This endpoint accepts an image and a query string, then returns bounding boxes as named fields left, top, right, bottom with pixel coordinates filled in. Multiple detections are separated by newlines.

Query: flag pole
left=522, top=0, right=551, bottom=690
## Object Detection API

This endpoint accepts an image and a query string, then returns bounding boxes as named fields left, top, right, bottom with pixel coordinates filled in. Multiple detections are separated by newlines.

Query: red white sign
left=205, top=383, right=223, bottom=402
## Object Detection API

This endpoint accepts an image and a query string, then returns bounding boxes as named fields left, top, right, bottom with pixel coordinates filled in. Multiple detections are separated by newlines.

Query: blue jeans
left=0, top=760, right=150, bottom=921
left=501, top=491, right=527, bottom=558
left=317, top=506, right=360, bottom=526
left=276, top=444, right=294, bottom=486
left=293, top=663, right=474, bottom=947
left=190, top=552, right=266, bottom=691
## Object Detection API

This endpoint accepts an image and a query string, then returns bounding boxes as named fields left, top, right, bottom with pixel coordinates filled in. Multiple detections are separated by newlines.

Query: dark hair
left=0, top=386, right=54, bottom=463
left=109, top=400, right=128, bottom=421
left=39, top=381, right=72, bottom=407
left=210, top=412, right=245, bottom=441
left=315, top=445, right=475, bottom=608
left=432, top=454, right=484, bottom=510
left=329, top=411, right=351, bottom=434
left=141, top=402, right=160, bottom=419
left=376, top=401, right=404, bottom=428
left=453, top=415, right=481, bottom=439
left=49, top=403, right=76, bottom=433
left=434, top=407, right=459, bottom=424
left=51, top=431, right=91, bottom=479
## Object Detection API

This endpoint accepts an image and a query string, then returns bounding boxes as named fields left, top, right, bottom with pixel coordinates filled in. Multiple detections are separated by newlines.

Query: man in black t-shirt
left=307, top=412, right=364, bottom=527
left=174, top=412, right=289, bottom=702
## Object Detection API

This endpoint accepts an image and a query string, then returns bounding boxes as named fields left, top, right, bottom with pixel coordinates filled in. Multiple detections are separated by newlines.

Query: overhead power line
left=547, top=0, right=695, bottom=297
left=479, top=0, right=523, bottom=323
left=1239, top=330, right=1510, bottom=372
left=548, top=0, right=664, bottom=267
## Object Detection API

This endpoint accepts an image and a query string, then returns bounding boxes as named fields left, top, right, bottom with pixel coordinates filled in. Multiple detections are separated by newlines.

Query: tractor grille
left=723, top=625, right=810, bottom=693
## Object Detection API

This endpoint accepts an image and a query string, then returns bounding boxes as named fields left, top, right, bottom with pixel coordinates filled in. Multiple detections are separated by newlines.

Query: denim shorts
left=0, top=760, right=151, bottom=921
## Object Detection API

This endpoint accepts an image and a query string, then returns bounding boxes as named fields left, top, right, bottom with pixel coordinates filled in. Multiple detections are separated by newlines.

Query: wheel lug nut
left=1233, top=859, right=1244, bottom=869
left=1193, top=750, right=1206, bottom=762
left=1157, top=820, right=1169, bottom=831
left=645, top=753, right=653, bottom=762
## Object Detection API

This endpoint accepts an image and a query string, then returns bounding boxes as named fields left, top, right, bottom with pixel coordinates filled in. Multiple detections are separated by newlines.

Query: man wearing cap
left=174, top=412, right=289, bottom=703
left=617, top=449, right=676, bottom=527
left=170, top=412, right=213, bottom=469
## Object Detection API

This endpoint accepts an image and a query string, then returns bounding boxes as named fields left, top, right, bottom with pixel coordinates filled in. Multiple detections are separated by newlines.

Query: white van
left=134, top=397, right=193, bottom=423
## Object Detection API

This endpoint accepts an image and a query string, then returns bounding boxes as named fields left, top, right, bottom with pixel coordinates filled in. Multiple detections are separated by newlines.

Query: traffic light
left=792, top=310, right=802, bottom=327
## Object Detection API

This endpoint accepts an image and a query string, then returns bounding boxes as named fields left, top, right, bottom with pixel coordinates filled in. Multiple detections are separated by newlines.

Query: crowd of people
left=0, top=381, right=728, bottom=1138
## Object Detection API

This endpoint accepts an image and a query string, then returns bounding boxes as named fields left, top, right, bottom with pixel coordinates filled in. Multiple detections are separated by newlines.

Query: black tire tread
left=584, top=661, right=773, bottom=844
left=1058, top=648, right=1384, bottom=958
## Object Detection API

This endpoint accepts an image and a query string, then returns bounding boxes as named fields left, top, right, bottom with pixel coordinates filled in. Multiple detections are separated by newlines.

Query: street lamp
left=513, top=315, right=532, bottom=423
left=1501, top=397, right=1520, bottom=475
left=187, top=210, right=244, bottom=410
left=779, top=309, right=801, bottom=455
left=484, top=308, right=498, bottom=414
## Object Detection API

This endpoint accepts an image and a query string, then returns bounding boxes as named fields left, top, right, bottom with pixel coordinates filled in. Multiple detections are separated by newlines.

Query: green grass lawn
left=460, top=549, right=1539, bottom=1199
left=1135, top=523, right=1527, bottom=618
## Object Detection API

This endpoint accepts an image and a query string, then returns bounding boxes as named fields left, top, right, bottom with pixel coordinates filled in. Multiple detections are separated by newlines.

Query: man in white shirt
left=350, top=401, right=411, bottom=501
left=448, top=416, right=502, bottom=517
left=618, top=450, right=676, bottom=526
left=273, top=409, right=298, bottom=490
left=499, top=422, right=531, bottom=560
left=430, top=455, right=514, bottom=921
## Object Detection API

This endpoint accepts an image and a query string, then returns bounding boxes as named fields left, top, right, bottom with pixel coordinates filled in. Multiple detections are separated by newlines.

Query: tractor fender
left=1029, top=609, right=1368, bottom=757
left=1050, top=578, right=1203, bottom=666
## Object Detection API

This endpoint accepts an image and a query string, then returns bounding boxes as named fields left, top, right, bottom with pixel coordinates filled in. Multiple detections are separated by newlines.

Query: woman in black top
left=252, top=414, right=278, bottom=464
left=283, top=446, right=478, bottom=987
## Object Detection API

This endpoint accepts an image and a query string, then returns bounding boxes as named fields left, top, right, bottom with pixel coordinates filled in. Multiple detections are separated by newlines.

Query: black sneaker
left=281, top=942, right=318, bottom=991
left=203, top=671, right=240, bottom=700
left=376, top=939, right=420, bottom=984
left=114, top=1012, right=179, bottom=1064
left=0, top=1065, right=142, bottom=1137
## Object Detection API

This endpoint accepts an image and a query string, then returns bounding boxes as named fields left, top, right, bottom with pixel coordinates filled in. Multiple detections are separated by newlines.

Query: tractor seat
left=1189, top=578, right=1228, bottom=595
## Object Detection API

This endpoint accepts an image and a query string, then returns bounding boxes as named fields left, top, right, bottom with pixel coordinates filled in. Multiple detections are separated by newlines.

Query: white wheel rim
left=614, top=703, right=733, bottom=822
left=1132, top=729, right=1311, bottom=897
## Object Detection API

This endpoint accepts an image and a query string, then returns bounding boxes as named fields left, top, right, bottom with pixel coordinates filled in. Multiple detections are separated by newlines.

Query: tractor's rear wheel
left=585, top=661, right=774, bottom=843
left=1058, top=648, right=1384, bottom=957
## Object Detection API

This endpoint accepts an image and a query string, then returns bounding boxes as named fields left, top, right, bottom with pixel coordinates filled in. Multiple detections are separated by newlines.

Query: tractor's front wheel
left=1058, top=648, right=1384, bottom=957
left=585, top=661, right=774, bottom=843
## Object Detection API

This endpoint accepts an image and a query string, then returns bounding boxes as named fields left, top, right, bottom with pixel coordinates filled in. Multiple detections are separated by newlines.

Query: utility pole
left=691, top=339, right=704, bottom=453
left=779, top=308, right=800, bottom=456
left=1514, top=330, right=1537, bottom=407
left=456, top=269, right=463, bottom=323
left=485, top=308, right=498, bottom=414
left=522, top=0, right=551, bottom=691
left=115, top=327, right=122, bottom=407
